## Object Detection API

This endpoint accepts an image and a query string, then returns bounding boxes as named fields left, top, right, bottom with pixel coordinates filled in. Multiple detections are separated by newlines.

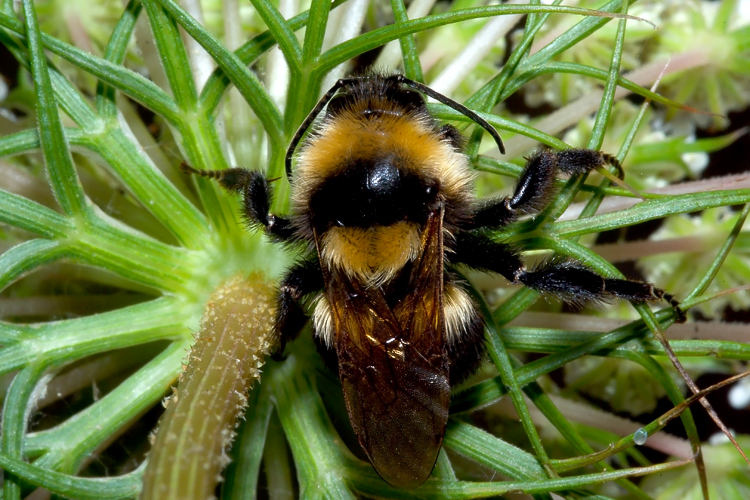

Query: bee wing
left=324, top=210, right=449, bottom=489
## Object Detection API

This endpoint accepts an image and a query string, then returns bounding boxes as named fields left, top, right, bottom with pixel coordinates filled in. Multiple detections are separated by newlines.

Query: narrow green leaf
left=0, top=10, right=180, bottom=124
left=96, top=0, right=145, bottom=117
left=0, top=129, right=41, bottom=157
left=503, top=61, right=703, bottom=112
left=72, top=220, right=198, bottom=292
left=222, top=384, right=274, bottom=500
left=140, top=0, right=199, bottom=112
left=0, top=128, right=208, bottom=248
left=301, top=0, right=332, bottom=67
left=551, top=190, right=750, bottom=238
left=444, top=420, right=546, bottom=480
left=0, top=298, right=184, bottom=376
left=283, top=0, right=334, bottom=137
left=351, top=459, right=691, bottom=498
left=432, top=450, right=457, bottom=482
left=452, top=311, right=675, bottom=412
left=0, top=239, right=68, bottom=292
left=519, top=375, right=652, bottom=499
left=520, top=0, right=627, bottom=71
left=27, top=339, right=188, bottom=473
left=685, top=203, right=750, bottom=302
left=390, top=0, right=424, bottom=82
left=320, top=4, right=639, bottom=75
left=588, top=3, right=628, bottom=149
left=200, top=0, right=348, bottom=112
left=268, top=352, right=358, bottom=497
left=0, top=452, right=142, bottom=500
left=496, top=327, right=750, bottom=360
left=22, top=0, right=88, bottom=216
left=154, top=0, right=284, bottom=146
left=614, top=349, right=705, bottom=475
left=0, top=189, right=73, bottom=238
left=429, top=106, right=568, bottom=150
left=465, top=285, right=554, bottom=472
left=2, top=364, right=47, bottom=500
left=248, top=0, right=302, bottom=71
left=0, top=26, right=99, bottom=128
left=491, top=287, right=541, bottom=326
left=463, top=0, right=562, bottom=157
left=0, top=323, right=27, bottom=345
left=80, top=129, right=210, bottom=248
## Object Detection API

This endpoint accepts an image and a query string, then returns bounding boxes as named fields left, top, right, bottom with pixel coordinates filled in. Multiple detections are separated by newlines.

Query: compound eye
left=393, top=89, right=424, bottom=112
left=326, top=93, right=354, bottom=117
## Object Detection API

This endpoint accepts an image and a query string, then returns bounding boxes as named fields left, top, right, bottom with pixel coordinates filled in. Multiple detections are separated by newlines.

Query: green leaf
left=0, top=190, right=73, bottom=238
left=444, top=420, right=546, bottom=480
left=22, top=0, right=88, bottom=216
left=0, top=452, right=142, bottom=500
left=140, top=0, right=199, bottom=113
left=0, top=239, right=69, bottom=292
left=28, top=339, right=188, bottom=473
left=154, top=0, right=284, bottom=146
left=550, top=190, right=750, bottom=238
left=2, top=364, right=48, bottom=500
left=0, top=10, right=180, bottom=124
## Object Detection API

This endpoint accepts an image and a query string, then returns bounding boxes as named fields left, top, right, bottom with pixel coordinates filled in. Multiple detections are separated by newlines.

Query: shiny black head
left=308, top=156, right=440, bottom=231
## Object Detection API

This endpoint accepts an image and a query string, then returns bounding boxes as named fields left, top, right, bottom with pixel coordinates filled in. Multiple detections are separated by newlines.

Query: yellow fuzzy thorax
left=320, top=222, right=421, bottom=286
left=291, top=110, right=474, bottom=212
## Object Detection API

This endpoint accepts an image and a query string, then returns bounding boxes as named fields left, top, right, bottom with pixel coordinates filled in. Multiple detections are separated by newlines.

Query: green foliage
left=0, top=0, right=748, bottom=499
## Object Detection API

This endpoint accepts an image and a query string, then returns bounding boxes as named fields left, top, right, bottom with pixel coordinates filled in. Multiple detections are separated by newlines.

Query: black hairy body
left=183, top=73, right=682, bottom=489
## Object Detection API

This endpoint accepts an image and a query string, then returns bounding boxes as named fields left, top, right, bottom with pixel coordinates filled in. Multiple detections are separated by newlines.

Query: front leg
left=274, top=256, right=325, bottom=357
left=471, top=148, right=623, bottom=230
left=181, top=164, right=297, bottom=242
left=452, top=232, right=684, bottom=321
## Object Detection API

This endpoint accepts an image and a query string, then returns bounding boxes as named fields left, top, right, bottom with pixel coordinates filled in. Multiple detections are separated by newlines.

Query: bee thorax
left=320, top=222, right=421, bottom=286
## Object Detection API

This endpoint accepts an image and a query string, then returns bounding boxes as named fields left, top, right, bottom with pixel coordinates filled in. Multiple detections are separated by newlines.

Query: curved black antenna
left=285, top=74, right=506, bottom=181
left=285, top=77, right=364, bottom=181
left=395, top=75, right=505, bottom=156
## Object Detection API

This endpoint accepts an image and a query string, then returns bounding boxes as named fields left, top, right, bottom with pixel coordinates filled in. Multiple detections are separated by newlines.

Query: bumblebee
left=183, top=73, right=682, bottom=489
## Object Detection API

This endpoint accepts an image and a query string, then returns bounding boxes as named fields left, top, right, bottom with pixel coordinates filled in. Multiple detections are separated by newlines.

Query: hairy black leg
left=519, top=261, right=683, bottom=314
left=180, top=163, right=296, bottom=241
left=555, top=148, right=623, bottom=178
left=471, top=148, right=624, bottom=230
left=274, top=256, right=324, bottom=358
left=451, top=232, right=527, bottom=280
left=452, top=232, right=685, bottom=321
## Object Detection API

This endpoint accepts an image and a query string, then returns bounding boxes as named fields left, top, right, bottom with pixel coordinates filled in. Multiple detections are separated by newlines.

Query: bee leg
left=471, top=149, right=623, bottom=230
left=273, top=256, right=324, bottom=358
left=519, top=261, right=685, bottom=320
left=452, top=232, right=685, bottom=321
left=180, top=163, right=296, bottom=242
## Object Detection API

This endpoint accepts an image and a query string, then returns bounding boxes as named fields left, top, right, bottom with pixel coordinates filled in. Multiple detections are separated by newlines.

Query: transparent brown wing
left=323, top=210, right=449, bottom=489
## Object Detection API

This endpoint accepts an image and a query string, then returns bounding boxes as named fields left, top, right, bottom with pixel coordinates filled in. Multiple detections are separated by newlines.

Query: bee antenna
left=395, top=75, right=505, bottom=156
left=285, top=77, right=363, bottom=182
left=181, top=161, right=219, bottom=179
left=285, top=75, right=506, bottom=182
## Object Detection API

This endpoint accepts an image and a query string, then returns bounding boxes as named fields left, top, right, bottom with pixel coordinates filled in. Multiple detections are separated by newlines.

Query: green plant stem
left=2, top=364, right=46, bottom=500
